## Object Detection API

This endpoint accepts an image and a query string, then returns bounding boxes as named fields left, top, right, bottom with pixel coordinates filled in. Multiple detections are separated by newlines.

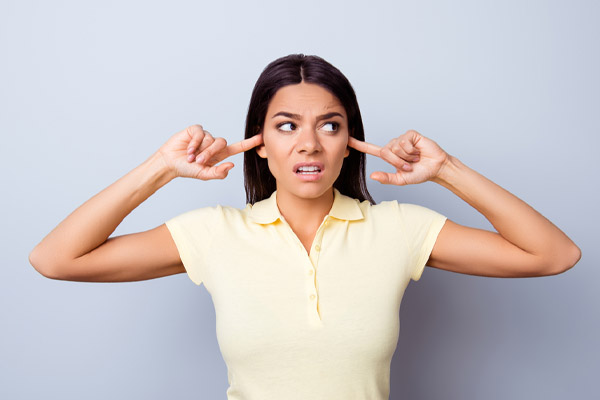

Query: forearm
left=30, top=152, right=175, bottom=268
left=432, top=156, right=580, bottom=266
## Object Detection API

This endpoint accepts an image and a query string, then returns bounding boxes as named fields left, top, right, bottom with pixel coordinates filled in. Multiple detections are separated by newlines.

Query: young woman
left=29, top=54, right=580, bottom=399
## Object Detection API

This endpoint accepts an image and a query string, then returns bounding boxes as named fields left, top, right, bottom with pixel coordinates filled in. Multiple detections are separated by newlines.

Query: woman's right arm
left=29, top=125, right=262, bottom=282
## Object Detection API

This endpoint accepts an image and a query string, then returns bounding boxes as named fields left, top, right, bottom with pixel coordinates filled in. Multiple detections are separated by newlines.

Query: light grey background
left=1, top=0, right=598, bottom=399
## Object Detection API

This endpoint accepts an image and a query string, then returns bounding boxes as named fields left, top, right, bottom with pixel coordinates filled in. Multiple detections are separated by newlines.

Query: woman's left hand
left=348, top=130, right=450, bottom=186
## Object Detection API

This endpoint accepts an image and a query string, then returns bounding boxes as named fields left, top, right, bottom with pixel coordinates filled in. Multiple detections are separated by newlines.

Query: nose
left=295, top=126, right=322, bottom=154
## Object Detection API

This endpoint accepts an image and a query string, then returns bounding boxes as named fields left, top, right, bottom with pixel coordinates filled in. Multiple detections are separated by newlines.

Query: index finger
left=225, top=133, right=264, bottom=157
left=348, top=136, right=382, bottom=157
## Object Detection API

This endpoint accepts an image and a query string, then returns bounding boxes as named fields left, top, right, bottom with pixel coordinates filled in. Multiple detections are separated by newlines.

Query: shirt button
left=308, top=269, right=314, bottom=275
left=309, top=294, right=316, bottom=300
left=315, top=244, right=321, bottom=252
left=324, top=221, right=329, bottom=226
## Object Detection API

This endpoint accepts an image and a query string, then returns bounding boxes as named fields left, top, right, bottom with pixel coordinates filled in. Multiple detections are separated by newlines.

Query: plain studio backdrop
left=1, top=0, right=598, bottom=399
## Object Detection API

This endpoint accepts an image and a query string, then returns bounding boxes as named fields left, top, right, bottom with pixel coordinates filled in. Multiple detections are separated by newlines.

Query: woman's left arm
left=348, top=131, right=581, bottom=278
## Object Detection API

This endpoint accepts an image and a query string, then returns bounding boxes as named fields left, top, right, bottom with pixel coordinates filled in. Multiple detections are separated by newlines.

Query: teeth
left=297, top=166, right=320, bottom=172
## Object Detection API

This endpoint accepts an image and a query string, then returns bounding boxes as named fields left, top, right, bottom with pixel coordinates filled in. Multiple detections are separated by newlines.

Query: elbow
left=541, top=243, right=582, bottom=276
left=29, top=247, right=63, bottom=280
left=561, top=243, right=582, bottom=273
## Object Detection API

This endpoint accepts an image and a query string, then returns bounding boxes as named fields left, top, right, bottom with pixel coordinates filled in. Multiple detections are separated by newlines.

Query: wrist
left=431, top=155, right=464, bottom=188
left=142, top=152, right=177, bottom=188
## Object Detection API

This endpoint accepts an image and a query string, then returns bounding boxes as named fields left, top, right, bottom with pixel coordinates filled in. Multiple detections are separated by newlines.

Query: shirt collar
left=248, top=188, right=364, bottom=224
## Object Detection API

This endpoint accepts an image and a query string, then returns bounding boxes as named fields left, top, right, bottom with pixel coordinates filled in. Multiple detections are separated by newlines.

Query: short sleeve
left=396, top=203, right=447, bottom=282
left=165, top=207, right=218, bottom=286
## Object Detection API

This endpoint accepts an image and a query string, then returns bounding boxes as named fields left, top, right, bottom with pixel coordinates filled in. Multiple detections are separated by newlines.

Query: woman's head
left=243, top=54, right=374, bottom=204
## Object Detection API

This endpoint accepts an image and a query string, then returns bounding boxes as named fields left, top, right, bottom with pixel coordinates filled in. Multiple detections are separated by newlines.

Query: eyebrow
left=271, top=111, right=345, bottom=121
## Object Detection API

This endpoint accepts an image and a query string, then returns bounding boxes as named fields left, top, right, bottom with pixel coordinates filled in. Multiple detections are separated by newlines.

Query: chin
left=289, top=184, right=335, bottom=200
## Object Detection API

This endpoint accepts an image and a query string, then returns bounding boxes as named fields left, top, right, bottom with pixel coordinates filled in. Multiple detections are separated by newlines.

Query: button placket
left=280, top=214, right=330, bottom=323
left=309, top=216, right=330, bottom=320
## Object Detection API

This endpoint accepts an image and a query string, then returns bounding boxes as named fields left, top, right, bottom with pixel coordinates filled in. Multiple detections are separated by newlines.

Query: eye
left=277, top=122, right=295, bottom=132
left=321, top=122, right=339, bottom=132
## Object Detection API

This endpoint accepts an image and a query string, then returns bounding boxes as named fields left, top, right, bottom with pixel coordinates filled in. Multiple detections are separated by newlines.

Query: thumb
left=214, top=162, right=235, bottom=179
left=371, top=171, right=409, bottom=186
left=370, top=171, right=393, bottom=185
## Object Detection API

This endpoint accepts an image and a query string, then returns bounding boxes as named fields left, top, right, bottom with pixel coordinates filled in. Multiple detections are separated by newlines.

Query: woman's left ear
left=345, top=132, right=352, bottom=158
left=345, top=137, right=351, bottom=158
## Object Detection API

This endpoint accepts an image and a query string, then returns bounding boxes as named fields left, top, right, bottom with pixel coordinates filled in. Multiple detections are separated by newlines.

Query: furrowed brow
left=271, top=111, right=345, bottom=121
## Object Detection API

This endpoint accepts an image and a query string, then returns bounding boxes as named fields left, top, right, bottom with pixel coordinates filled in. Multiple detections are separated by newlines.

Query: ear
left=256, top=142, right=267, bottom=159
left=252, top=126, right=267, bottom=158
left=345, top=131, right=352, bottom=158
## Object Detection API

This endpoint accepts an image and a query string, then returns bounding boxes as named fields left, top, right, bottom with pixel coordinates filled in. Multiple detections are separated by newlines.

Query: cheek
left=333, top=138, right=350, bottom=163
left=263, top=140, right=285, bottom=176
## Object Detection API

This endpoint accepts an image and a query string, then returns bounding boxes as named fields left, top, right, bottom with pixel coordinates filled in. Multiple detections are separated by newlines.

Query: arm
left=29, top=153, right=181, bottom=282
left=428, top=156, right=580, bottom=277
left=348, top=131, right=581, bottom=278
left=29, top=125, right=263, bottom=282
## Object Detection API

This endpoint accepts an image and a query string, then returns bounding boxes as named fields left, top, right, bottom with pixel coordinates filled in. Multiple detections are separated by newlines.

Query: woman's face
left=256, top=82, right=350, bottom=201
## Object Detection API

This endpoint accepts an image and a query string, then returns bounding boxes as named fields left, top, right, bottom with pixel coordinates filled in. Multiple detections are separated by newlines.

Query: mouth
left=293, top=162, right=325, bottom=181
left=294, top=162, right=324, bottom=174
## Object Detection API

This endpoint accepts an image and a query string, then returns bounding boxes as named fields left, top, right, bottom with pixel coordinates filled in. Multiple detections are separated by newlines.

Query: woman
left=29, top=54, right=580, bottom=399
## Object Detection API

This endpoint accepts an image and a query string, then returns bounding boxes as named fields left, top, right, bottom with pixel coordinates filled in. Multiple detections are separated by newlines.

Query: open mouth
left=296, top=166, right=322, bottom=175
left=293, top=162, right=325, bottom=180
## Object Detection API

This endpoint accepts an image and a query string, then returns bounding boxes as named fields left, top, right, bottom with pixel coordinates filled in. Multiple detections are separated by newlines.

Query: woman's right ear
left=254, top=129, right=267, bottom=158
left=256, top=143, right=267, bottom=158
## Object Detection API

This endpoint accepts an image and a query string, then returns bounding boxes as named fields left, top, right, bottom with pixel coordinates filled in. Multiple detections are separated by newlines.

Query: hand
left=348, top=130, right=449, bottom=185
left=156, top=125, right=264, bottom=180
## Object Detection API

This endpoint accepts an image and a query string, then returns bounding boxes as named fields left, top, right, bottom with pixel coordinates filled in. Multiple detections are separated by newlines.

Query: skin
left=255, top=83, right=350, bottom=251
left=29, top=82, right=580, bottom=282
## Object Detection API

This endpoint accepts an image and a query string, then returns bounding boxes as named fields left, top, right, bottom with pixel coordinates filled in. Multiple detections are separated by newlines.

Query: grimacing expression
left=255, top=82, right=350, bottom=200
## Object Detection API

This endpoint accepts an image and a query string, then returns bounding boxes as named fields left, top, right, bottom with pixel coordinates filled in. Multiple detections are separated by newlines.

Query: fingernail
left=402, top=164, right=412, bottom=171
left=187, top=154, right=194, bottom=162
left=196, top=154, right=205, bottom=163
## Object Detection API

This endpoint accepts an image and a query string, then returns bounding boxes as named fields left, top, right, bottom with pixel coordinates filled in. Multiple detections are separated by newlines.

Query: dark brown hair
left=243, top=54, right=374, bottom=205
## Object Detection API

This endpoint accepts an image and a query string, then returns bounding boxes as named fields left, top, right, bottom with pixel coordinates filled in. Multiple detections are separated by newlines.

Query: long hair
left=243, top=54, right=374, bottom=205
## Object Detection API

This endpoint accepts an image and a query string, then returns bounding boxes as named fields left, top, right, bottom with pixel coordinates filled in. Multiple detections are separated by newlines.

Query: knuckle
left=381, top=151, right=396, bottom=165
left=189, top=124, right=203, bottom=134
left=188, top=125, right=205, bottom=140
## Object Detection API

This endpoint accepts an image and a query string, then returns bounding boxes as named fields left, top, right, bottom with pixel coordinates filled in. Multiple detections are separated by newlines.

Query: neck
left=276, top=187, right=334, bottom=231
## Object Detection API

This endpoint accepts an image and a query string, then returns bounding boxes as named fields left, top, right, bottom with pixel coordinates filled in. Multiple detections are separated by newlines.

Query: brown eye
left=321, top=122, right=339, bottom=132
left=277, top=122, right=295, bottom=132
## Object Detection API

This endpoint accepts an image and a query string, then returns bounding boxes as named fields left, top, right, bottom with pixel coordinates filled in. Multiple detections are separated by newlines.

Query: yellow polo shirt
left=165, top=188, right=446, bottom=400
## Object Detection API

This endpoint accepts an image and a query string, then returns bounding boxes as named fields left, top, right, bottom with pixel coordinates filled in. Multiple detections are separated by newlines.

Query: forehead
left=267, top=82, right=346, bottom=116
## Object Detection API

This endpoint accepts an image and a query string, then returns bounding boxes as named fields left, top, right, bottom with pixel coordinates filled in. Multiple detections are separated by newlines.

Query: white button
left=308, top=269, right=314, bottom=275
left=315, top=244, right=321, bottom=252
left=309, top=294, right=316, bottom=300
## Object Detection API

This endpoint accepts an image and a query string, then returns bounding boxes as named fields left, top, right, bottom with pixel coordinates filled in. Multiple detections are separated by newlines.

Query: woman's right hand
left=156, top=124, right=264, bottom=180
left=30, top=124, right=264, bottom=283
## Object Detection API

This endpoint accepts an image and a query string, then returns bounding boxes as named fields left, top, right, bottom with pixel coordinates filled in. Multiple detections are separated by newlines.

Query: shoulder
left=166, top=204, right=251, bottom=229
left=356, top=198, right=446, bottom=227
left=356, top=198, right=433, bottom=216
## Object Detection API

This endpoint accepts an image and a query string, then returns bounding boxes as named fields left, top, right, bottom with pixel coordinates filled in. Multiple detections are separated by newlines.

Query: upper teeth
left=298, top=166, right=320, bottom=172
